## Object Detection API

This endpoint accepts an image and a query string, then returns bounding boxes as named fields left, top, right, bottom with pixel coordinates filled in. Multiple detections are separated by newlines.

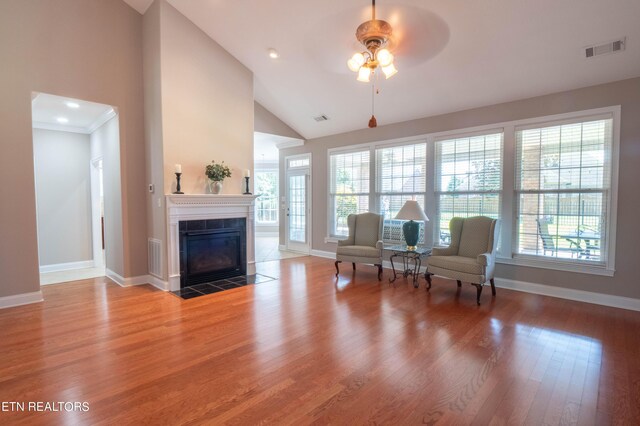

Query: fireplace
left=166, top=194, right=258, bottom=292
left=179, top=218, right=246, bottom=288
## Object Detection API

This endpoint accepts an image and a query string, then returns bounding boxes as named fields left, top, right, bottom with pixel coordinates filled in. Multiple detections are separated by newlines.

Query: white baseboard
left=308, top=250, right=640, bottom=312
left=0, top=291, right=44, bottom=310
left=310, top=249, right=334, bottom=259
left=105, top=269, right=170, bottom=291
left=278, top=244, right=287, bottom=251
left=494, top=278, right=640, bottom=312
left=105, top=269, right=145, bottom=287
left=148, top=274, right=170, bottom=291
left=40, top=260, right=94, bottom=274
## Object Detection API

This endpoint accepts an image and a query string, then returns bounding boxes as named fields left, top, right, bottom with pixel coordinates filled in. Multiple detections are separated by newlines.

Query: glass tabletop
left=386, top=245, right=431, bottom=255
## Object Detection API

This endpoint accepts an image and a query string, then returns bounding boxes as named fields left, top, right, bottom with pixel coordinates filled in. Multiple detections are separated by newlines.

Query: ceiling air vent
left=313, top=114, right=329, bottom=122
left=585, top=38, right=626, bottom=58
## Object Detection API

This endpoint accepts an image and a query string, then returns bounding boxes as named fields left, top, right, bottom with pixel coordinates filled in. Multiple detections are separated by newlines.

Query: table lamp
left=395, top=200, right=429, bottom=251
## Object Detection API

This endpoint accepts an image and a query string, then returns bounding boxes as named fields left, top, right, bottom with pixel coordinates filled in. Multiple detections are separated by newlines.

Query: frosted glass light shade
left=352, top=53, right=366, bottom=66
left=347, top=59, right=360, bottom=72
left=395, top=200, right=429, bottom=221
left=377, top=49, right=393, bottom=66
left=382, top=63, right=398, bottom=79
left=357, top=66, right=371, bottom=82
left=382, top=64, right=398, bottom=78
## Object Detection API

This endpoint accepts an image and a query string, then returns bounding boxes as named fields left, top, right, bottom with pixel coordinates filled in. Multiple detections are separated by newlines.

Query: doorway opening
left=32, top=93, right=118, bottom=285
left=253, top=132, right=307, bottom=262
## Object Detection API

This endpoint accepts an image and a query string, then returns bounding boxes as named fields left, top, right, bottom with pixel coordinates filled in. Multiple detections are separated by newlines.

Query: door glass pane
left=288, top=175, right=306, bottom=243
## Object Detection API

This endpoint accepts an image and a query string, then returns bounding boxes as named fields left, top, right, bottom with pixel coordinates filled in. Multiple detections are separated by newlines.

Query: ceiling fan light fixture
left=382, top=63, right=398, bottom=79
left=346, top=0, right=397, bottom=82
left=376, top=49, right=393, bottom=67
left=357, top=66, right=371, bottom=82
left=352, top=52, right=366, bottom=67
left=347, top=58, right=360, bottom=72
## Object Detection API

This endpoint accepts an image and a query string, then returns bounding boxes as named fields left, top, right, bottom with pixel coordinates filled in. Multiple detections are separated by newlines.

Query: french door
left=285, top=154, right=311, bottom=253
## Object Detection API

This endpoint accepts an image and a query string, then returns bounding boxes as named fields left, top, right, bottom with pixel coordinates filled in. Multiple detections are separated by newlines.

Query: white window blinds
left=515, top=117, right=612, bottom=263
left=375, top=143, right=427, bottom=242
left=329, top=150, right=371, bottom=237
left=435, top=132, right=503, bottom=245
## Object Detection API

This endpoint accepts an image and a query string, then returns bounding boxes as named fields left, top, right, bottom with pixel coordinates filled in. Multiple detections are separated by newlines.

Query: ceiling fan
left=347, top=0, right=398, bottom=83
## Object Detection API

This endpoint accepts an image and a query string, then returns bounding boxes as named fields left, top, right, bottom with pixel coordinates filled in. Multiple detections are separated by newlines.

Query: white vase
left=209, top=181, right=223, bottom=194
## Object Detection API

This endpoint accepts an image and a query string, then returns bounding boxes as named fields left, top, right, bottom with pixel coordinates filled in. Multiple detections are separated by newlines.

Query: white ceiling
left=127, top=0, right=640, bottom=140
left=123, top=0, right=153, bottom=14
left=32, top=93, right=116, bottom=134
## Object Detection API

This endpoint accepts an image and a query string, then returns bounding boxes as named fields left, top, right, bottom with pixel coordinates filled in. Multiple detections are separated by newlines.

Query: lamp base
left=402, top=220, right=420, bottom=250
left=405, top=245, right=417, bottom=251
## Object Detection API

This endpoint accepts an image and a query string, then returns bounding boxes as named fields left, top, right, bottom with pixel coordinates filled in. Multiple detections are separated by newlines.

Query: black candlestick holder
left=243, top=176, right=252, bottom=195
left=173, top=172, right=184, bottom=194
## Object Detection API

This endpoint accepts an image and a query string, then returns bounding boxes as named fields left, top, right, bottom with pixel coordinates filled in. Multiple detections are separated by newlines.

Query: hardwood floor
left=1, top=256, right=639, bottom=425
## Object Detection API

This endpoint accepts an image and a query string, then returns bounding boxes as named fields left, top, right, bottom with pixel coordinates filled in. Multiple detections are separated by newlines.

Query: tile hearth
left=171, top=274, right=275, bottom=300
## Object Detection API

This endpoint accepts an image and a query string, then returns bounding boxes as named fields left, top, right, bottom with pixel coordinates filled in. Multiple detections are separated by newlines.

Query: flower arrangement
left=205, top=160, right=232, bottom=182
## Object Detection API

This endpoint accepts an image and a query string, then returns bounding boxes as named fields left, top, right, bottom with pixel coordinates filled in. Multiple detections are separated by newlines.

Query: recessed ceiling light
left=56, top=117, right=69, bottom=124
left=268, top=48, right=279, bottom=59
left=65, top=101, right=80, bottom=109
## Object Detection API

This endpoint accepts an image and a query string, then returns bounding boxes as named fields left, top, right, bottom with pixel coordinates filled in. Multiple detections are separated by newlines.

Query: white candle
left=175, top=164, right=182, bottom=174
left=244, top=169, right=251, bottom=178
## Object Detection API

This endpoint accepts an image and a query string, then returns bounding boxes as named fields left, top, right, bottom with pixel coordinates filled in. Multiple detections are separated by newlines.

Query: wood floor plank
left=0, top=256, right=639, bottom=425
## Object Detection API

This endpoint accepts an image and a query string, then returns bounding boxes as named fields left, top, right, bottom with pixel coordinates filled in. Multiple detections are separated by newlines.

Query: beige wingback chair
left=335, top=212, right=384, bottom=280
left=426, top=216, right=500, bottom=304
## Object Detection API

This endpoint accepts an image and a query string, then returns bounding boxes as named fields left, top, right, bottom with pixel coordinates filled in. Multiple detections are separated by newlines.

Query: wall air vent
left=313, top=114, right=329, bottom=122
left=585, top=38, right=626, bottom=58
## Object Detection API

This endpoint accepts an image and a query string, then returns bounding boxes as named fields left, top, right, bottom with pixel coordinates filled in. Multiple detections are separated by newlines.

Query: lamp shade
left=394, top=200, right=429, bottom=222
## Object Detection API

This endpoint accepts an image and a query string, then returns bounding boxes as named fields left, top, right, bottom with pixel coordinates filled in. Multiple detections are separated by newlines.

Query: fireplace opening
left=179, top=218, right=246, bottom=288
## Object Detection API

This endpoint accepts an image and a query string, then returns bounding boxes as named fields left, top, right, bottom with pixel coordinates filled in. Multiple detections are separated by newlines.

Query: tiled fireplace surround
left=166, top=195, right=258, bottom=292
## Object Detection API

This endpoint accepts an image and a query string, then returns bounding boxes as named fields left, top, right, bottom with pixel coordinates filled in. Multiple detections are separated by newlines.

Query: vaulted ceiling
left=124, top=0, right=640, bottom=140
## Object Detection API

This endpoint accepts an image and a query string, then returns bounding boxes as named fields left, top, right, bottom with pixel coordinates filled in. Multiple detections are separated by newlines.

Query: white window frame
left=328, top=146, right=373, bottom=238
left=433, top=129, right=504, bottom=247
left=254, top=167, right=279, bottom=226
left=322, top=106, right=619, bottom=276
left=504, top=109, right=619, bottom=276
left=374, top=140, right=428, bottom=244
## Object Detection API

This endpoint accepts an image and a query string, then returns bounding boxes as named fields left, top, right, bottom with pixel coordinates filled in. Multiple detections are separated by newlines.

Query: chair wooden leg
left=335, top=261, right=341, bottom=277
left=473, top=283, right=484, bottom=305
left=352, top=262, right=356, bottom=271
left=375, top=264, right=382, bottom=281
left=490, top=278, right=496, bottom=296
left=457, top=280, right=462, bottom=288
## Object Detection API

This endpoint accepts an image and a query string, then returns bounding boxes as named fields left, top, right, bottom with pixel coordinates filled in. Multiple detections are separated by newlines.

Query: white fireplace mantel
left=165, top=194, right=259, bottom=291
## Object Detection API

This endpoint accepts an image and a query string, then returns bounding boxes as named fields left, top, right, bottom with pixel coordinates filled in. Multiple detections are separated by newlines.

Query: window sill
left=324, top=236, right=344, bottom=244
left=496, top=256, right=615, bottom=277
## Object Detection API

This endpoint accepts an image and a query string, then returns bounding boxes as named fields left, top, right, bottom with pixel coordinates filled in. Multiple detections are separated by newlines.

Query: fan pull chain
left=368, top=83, right=377, bottom=128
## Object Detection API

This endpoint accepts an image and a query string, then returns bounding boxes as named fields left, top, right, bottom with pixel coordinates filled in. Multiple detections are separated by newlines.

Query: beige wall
left=33, top=129, right=93, bottom=266
left=91, top=116, right=125, bottom=276
left=160, top=1, right=254, bottom=196
left=143, top=0, right=167, bottom=278
left=281, top=77, right=640, bottom=300
left=0, top=0, right=147, bottom=298
left=255, top=102, right=303, bottom=140
left=140, top=0, right=255, bottom=280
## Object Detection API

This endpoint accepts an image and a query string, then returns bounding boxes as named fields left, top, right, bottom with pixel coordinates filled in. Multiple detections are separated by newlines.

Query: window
left=515, top=117, right=612, bottom=264
left=435, top=133, right=502, bottom=244
left=329, top=150, right=370, bottom=237
left=323, top=107, right=617, bottom=274
left=255, top=170, right=279, bottom=225
left=375, top=143, right=427, bottom=242
left=288, top=157, right=309, bottom=168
